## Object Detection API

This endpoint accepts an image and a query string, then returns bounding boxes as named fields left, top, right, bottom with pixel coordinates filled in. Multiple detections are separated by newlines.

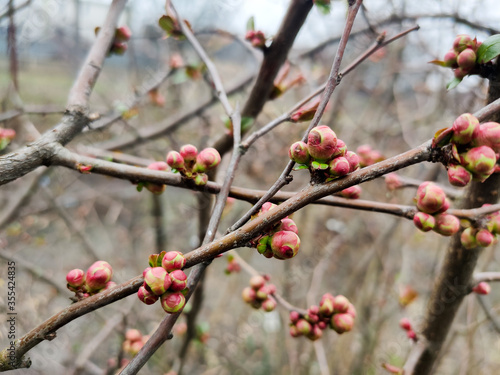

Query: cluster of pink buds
left=356, top=144, right=385, bottom=167
left=95, top=26, right=131, bottom=56
left=224, top=254, right=241, bottom=275
left=413, top=182, right=460, bottom=236
left=66, top=261, right=115, bottom=300
left=249, top=202, right=301, bottom=260
left=138, top=251, right=188, bottom=314
left=122, top=329, right=150, bottom=356
left=460, top=206, right=500, bottom=249
left=0, top=127, right=16, bottom=150
left=245, top=30, right=266, bottom=49
left=433, top=34, right=481, bottom=80
left=435, top=113, right=499, bottom=186
left=241, top=275, right=277, bottom=312
left=399, top=318, right=418, bottom=342
left=472, top=281, right=491, bottom=295
left=289, top=126, right=362, bottom=196
left=166, top=144, right=221, bottom=186
left=289, top=293, right=356, bottom=341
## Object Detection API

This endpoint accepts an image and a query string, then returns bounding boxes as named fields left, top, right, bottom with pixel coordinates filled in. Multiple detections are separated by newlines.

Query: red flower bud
left=307, top=125, right=337, bottom=162
left=169, top=269, right=187, bottom=292
left=161, top=291, right=186, bottom=313
left=339, top=185, right=361, bottom=199
left=270, top=230, right=301, bottom=259
left=447, top=164, right=472, bottom=187
left=472, top=281, right=491, bottom=295
left=307, top=324, right=323, bottom=341
left=433, top=214, right=460, bottom=236
left=476, top=228, right=494, bottom=247
left=86, top=261, right=113, bottom=291
left=262, top=297, right=277, bottom=312
left=457, top=48, right=476, bottom=69
left=385, top=173, right=402, bottom=190
left=296, top=319, right=312, bottom=335
left=346, top=303, right=357, bottom=319
left=147, top=161, right=168, bottom=171
left=66, top=269, right=85, bottom=288
left=166, top=151, right=185, bottom=170
left=179, top=144, right=198, bottom=162
left=333, top=295, right=350, bottom=313
left=137, top=285, right=159, bottom=305
left=460, top=227, right=478, bottom=249
left=125, top=329, right=142, bottom=342
left=399, top=318, right=412, bottom=331
left=454, top=66, right=471, bottom=79
left=413, top=212, right=436, bottom=232
left=162, top=251, right=186, bottom=272
left=115, top=26, right=132, bottom=42
left=332, top=139, right=347, bottom=158
left=407, top=329, right=417, bottom=341
left=194, top=148, right=221, bottom=172
left=144, top=267, right=172, bottom=295
left=416, top=182, right=447, bottom=214
left=345, top=151, right=360, bottom=172
left=277, top=218, right=298, bottom=234
left=290, top=311, right=300, bottom=324
left=242, top=286, right=256, bottom=303
left=289, top=325, right=300, bottom=337
left=288, top=141, right=310, bottom=164
left=250, top=275, right=266, bottom=290
left=453, top=34, right=473, bottom=52
left=330, top=313, right=354, bottom=334
left=452, top=113, right=479, bottom=145
left=443, top=49, right=458, bottom=67
left=461, top=145, right=497, bottom=177
left=472, top=122, right=500, bottom=152
left=329, top=156, right=350, bottom=177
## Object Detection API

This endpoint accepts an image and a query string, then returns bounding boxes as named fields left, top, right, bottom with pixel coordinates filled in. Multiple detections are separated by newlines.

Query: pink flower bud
left=307, top=324, right=323, bottom=341
left=242, top=286, right=256, bottom=303
left=169, top=269, right=187, bottom=291
left=332, top=139, right=347, bottom=158
left=487, top=214, right=500, bottom=234
left=129, top=341, right=143, bottom=355
left=346, top=303, right=357, bottom=319
left=308, top=305, right=320, bottom=315
left=115, top=26, right=132, bottom=42
left=407, top=329, right=417, bottom=341
left=262, top=297, right=277, bottom=312
left=194, top=148, right=221, bottom=172
left=66, top=269, right=85, bottom=288
left=288, top=141, right=310, bottom=164
left=277, top=218, right=298, bottom=234
left=0, top=128, right=16, bottom=140
left=307, top=125, right=337, bottom=162
left=454, top=66, right=471, bottom=79
left=416, top=182, right=447, bottom=214
left=104, top=281, right=117, bottom=290
left=256, top=285, right=269, bottom=300
left=137, top=285, right=159, bottom=305
left=399, top=318, right=412, bottom=331
left=144, top=267, right=172, bottom=296
left=290, top=311, right=300, bottom=324
left=433, top=214, right=460, bottom=236
left=142, top=267, right=152, bottom=278
left=413, top=212, right=436, bottom=232
left=270, top=230, right=301, bottom=259
left=296, top=319, right=312, bottom=335
left=161, top=291, right=186, bottom=313
left=125, top=329, right=142, bottom=342
left=451, top=113, right=479, bottom=145
left=317, top=321, right=327, bottom=330
left=86, top=261, right=113, bottom=291
left=447, top=164, right=472, bottom=187
left=462, top=145, right=497, bottom=176
left=194, top=173, right=208, bottom=185
left=472, top=122, right=500, bottom=152
left=330, top=313, right=354, bottom=334
left=443, top=49, right=458, bottom=67
left=472, top=281, right=491, bottom=295
left=289, top=325, right=300, bottom=337
left=382, top=363, right=404, bottom=374
left=166, top=151, right=185, bottom=170
left=339, top=185, right=361, bottom=199
left=333, top=295, right=350, bottom=313
left=345, top=151, right=360, bottom=172
left=169, top=53, right=184, bottom=69
left=147, top=161, right=168, bottom=171
left=457, top=48, right=476, bottom=69
left=385, top=173, right=402, bottom=190
left=476, top=228, right=495, bottom=247
left=329, top=156, right=350, bottom=177
left=305, top=312, right=319, bottom=324
left=179, top=144, right=198, bottom=162
left=453, top=34, right=473, bottom=52
left=110, top=42, right=128, bottom=55
left=145, top=183, right=165, bottom=195
left=460, top=227, right=478, bottom=249
left=162, top=251, right=186, bottom=272
left=250, top=275, right=266, bottom=290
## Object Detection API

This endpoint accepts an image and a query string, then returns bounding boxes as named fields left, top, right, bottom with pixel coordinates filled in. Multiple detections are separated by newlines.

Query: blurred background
left=0, top=0, right=499, bottom=374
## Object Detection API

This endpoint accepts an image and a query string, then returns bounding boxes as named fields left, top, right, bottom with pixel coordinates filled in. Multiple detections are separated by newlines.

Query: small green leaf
left=319, top=163, right=329, bottom=170
left=476, top=34, right=500, bottom=63
left=446, top=77, right=462, bottom=90
left=432, top=127, right=454, bottom=148
left=157, top=251, right=166, bottom=267
left=246, top=16, right=255, bottom=32
left=0, top=138, right=10, bottom=151
left=315, top=3, right=331, bottom=14
left=429, top=59, right=449, bottom=67
left=311, top=161, right=321, bottom=169
left=136, top=182, right=144, bottom=192
left=294, top=164, right=309, bottom=170
left=158, top=15, right=175, bottom=36
left=241, top=117, right=254, bottom=132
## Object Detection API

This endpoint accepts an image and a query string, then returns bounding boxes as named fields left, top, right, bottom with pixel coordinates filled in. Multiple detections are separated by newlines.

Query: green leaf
left=429, top=59, right=449, bottom=67
left=294, top=164, right=309, bottom=170
left=446, top=77, right=462, bottom=90
left=319, top=163, right=329, bottom=170
left=158, top=15, right=175, bottom=36
left=241, top=117, right=254, bottom=132
left=136, top=182, right=144, bottom=192
left=476, top=34, right=500, bottom=63
left=315, top=3, right=331, bottom=14
left=432, top=127, right=454, bottom=148
left=246, top=16, right=255, bottom=32
left=0, top=138, right=10, bottom=151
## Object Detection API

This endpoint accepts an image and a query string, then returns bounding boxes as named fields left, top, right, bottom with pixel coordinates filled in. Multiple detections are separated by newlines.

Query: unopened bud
left=443, top=49, right=458, bottom=67
left=66, top=269, right=85, bottom=288
left=250, top=275, right=266, bottom=290
left=137, top=285, right=159, bottom=305
left=194, top=148, right=221, bottom=172
left=162, top=251, right=186, bottom=272
left=385, top=173, right=402, bottom=190
left=472, top=122, right=500, bottom=152
left=333, top=295, right=350, bottom=313
left=290, top=311, right=301, bottom=324
left=296, top=319, right=312, bottom=335
left=307, top=125, right=337, bottom=162
left=330, top=313, right=354, bottom=334
left=453, top=34, right=473, bottom=52
left=115, top=26, right=132, bottom=42
left=457, top=48, right=476, bottom=69
left=399, top=318, right=412, bottom=331
left=344, top=151, right=360, bottom=172
left=144, top=267, right=172, bottom=296
left=166, top=151, right=185, bottom=170
left=329, top=156, right=350, bottom=177
left=476, top=228, right=494, bottom=247
left=433, top=214, right=460, bottom=236
left=447, top=164, right=472, bottom=187
left=147, top=161, right=168, bottom=171
left=262, top=297, right=277, bottom=312
left=179, top=144, right=198, bottom=162
left=86, top=261, right=113, bottom=291
left=472, top=281, right=491, bottom=295
left=454, top=66, right=471, bottom=79
left=289, top=141, right=310, bottom=164
left=413, top=212, right=436, bottom=232
left=319, top=297, right=334, bottom=317
left=416, top=182, right=447, bottom=214
left=277, top=218, right=298, bottom=234
left=339, top=185, right=361, bottom=199
left=332, top=139, right=347, bottom=158
left=407, top=330, right=417, bottom=341
left=307, top=324, right=323, bottom=341
left=160, top=291, right=186, bottom=313
left=452, top=113, right=479, bottom=145
left=169, top=269, right=188, bottom=291
left=460, top=227, right=478, bottom=249
left=194, top=173, right=208, bottom=186
left=462, top=145, right=497, bottom=176
left=270, top=230, right=301, bottom=259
